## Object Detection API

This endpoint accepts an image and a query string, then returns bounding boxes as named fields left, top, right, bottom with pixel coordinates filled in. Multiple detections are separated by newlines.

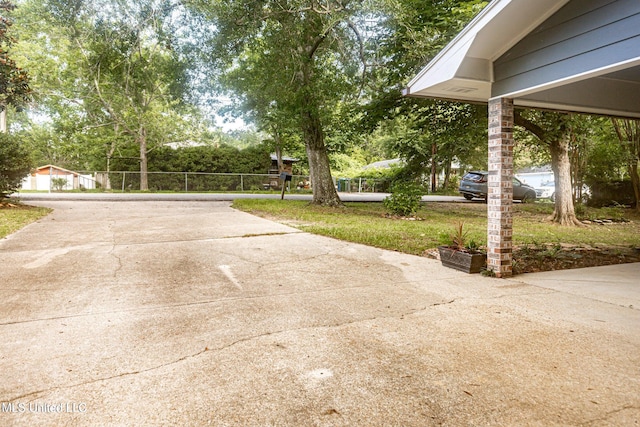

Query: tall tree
left=79, top=1, right=189, bottom=190
left=0, top=0, right=31, bottom=131
left=611, top=118, right=640, bottom=212
left=186, top=0, right=375, bottom=206
left=371, top=99, right=486, bottom=187
left=515, top=111, right=584, bottom=226
left=358, top=1, right=488, bottom=186
left=0, top=0, right=32, bottom=198
left=19, top=0, right=193, bottom=190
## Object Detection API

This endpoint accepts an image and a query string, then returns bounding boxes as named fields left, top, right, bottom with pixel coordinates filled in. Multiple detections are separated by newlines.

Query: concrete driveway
left=1, top=200, right=638, bottom=426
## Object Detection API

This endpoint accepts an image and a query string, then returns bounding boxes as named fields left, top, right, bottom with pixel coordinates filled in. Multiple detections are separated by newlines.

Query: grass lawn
left=232, top=199, right=640, bottom=258
left=0, top=203, right=51, bottom=239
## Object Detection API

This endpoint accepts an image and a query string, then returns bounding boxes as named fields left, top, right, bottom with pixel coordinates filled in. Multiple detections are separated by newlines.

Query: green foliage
left=446, top=221, right=481, bottom=251
left=358, top=0, right=489, bottom=188
left=112, top=143, right=273, bottom=175
left=51, top=177, right=67, bottom=191
left=364, top=0, right=487, bottom=102
left=0, top=132, right=32, bottom=197
left=584, top=139, right=627, bottom=185
left=383, top=181, right=423, bottom=216
left=186, top=0, right=370, bottom=204
left=449, top=221, right=469, bottom=249
left=343, top=163, right=404, bottom=180
left=587, top=180, right=635, bottom=207
left=329, top=152, right=366, bottom=174
left=365, top=99, right=488, bottom=185
left=330, top=147, right=396, bottom=178
left=14, top=0, right=199, bottom=189
left=0, top=1, right=32, bottom=110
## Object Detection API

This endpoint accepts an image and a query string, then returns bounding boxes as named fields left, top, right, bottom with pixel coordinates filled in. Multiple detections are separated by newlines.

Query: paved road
left=13, top=191, right=468, bottom=203
left=1, top=200, right=638, bottom=426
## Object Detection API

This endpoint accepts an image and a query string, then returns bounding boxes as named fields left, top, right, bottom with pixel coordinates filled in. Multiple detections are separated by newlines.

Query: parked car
left=535, top=181, right=555, bottom=201
left=459, top=171, right=537, bottom=202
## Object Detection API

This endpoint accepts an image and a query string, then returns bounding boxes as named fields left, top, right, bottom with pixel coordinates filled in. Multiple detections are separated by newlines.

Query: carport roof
left=403, top=0, right=640, bottom=119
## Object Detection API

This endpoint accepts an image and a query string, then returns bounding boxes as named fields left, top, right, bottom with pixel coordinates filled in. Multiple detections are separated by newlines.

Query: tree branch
left=308, top=34, right=326, bottom=59
left=514, top=109, right=547, bottom=142
left=346, top=19, right=366, bottom=95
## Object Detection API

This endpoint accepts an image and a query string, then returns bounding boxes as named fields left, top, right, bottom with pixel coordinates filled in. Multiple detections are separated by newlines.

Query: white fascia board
left=405, top=0, right=569, bottom=100
left=496, top=57, right=640, bottom=100
left=405, top=0, right=514, bottom=93
left=514, top=99, right=640, bottom=120
left=405, top=38, right=474, bottom=95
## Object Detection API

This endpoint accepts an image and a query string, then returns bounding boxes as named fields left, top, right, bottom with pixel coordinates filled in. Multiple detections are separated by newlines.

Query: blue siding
left=492, top=0, right=640, bottom=97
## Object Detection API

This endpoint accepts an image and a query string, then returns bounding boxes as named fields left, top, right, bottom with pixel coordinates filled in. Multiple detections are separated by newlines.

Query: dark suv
left=459, top=171, right=537, bottom=202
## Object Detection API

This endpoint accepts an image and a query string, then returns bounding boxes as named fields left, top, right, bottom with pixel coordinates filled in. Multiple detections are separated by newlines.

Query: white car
left=535, top=182, right=555, bottom=201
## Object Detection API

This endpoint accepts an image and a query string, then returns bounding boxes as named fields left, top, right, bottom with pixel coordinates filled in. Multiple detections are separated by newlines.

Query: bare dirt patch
left=512, top=244, right=640, bottom=275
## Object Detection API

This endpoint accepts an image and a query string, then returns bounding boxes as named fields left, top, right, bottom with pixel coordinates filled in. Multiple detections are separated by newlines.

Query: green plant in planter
left=450, top=221, right=468, bottom=249
left=448, top=222, right=482, bottom=253
left=439, top=222, right=487, bottom=273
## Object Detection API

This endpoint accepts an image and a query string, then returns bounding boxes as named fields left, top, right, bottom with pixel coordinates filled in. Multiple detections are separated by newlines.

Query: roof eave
left=404, top=0, right=570, bottom=103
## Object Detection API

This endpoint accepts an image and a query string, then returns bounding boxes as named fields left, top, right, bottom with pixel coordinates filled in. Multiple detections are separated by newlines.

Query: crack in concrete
left=430, top=299, right=456, bottom=307
left=4, top=300, right=450, bottom=402
left=0, top=283, right=380, bottom=327
left=113, top=232, right=302, bottom=247
left=0, top=231, right=302, bottom=256
left=107, top=220, right=123, bottom=279
left=236, top=232, right=300, bottom=238
left=201, top=242, right=372, bottom=277
left=7, top=347, right=210, bottom=403
left=502, top=280, right=640, bottom=310
left=476, top=290, right=559, bottom=300
left=581, top=405, right=640, bottom=426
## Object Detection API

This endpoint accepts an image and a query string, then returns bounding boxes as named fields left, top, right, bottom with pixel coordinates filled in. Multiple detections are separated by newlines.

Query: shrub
left=0, top=133, right=32, bottom=198
left=51, top=177, right=67, bottom=191
left=587, top=180, right=635, bottom=207
left=383, top=181, right=423, bottom=216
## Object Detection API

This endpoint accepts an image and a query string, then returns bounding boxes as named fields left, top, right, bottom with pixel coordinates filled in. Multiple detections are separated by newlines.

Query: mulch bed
left=425, top=244, right=640, bottom=275
left=512, top=244, right=640, bottom=275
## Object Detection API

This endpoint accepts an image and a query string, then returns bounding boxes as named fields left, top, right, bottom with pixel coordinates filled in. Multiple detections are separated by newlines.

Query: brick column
left=487, top=98, right=514, bottom=278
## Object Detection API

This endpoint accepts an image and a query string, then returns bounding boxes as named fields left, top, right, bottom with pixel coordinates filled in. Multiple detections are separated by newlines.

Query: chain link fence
left=82, top=171, right=392, bottom=193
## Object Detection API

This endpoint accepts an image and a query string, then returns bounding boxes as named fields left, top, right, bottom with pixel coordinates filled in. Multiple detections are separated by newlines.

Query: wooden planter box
left=438, top=246, right=487, bottom=274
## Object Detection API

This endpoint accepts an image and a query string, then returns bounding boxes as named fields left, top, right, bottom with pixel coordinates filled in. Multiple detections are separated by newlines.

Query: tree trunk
left=430, top=142, right=437, bottom=192
left=302, top=106, right=342, bottom=206
left=630, top=161, right=640, bottom=212
left=443, top=158, right=451, bottom=191
left=105, top=124, right=119, bottom=191
left=275, top=140, right=283, bottom=173
left=549, top=136, right=583, bottom=226
left=515, top=110, right=582, bottom=226
left=612, top=118, right=640, bottom=212
left=569, top=134, right=584, bottom=204
left=0, top=109, right=6, bottom=133
left=105, top=156, right=112, bottom=190
left=298, top=53, right=342, bottom=207
left=139, top=127, right=149, bottom=191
